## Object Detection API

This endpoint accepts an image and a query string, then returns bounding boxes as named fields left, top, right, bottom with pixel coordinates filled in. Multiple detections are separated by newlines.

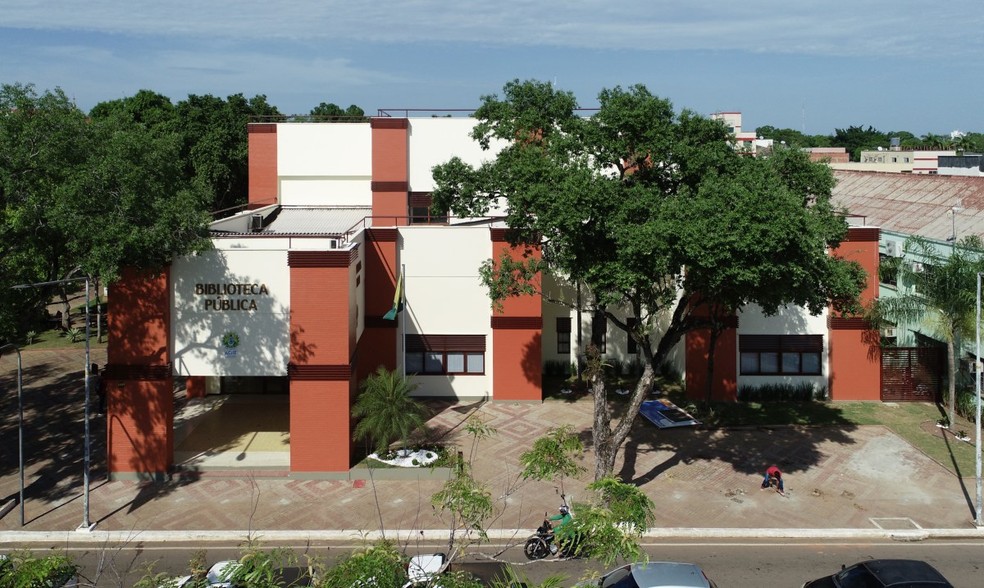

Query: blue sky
left=2, top=1, right=982, bottom=136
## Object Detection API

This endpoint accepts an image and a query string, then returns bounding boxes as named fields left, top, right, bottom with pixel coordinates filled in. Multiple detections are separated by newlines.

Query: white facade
left=407, top=118, right=508, bottom=192
left=171, top=244, right=292, bottom=377
left=736, top=304, right=829, bottom=391
left=277, top=123, right=373, bottom=207
left=399, top=225, right=493, bottom=397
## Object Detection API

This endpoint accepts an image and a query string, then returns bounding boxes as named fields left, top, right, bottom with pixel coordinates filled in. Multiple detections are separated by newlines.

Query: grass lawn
left=17, top=327, right=107, bottom=351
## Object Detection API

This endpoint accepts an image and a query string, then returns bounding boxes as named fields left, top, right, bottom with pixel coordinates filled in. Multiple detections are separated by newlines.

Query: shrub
left=25, top=330, right=38, bottom=345
left=737, top=382, right=826, bottom=402
left=64, top=327, right=85, bottom=343
left=955, top=387, right=978, bottom=423
left=606, top=359, right=624, bottom=378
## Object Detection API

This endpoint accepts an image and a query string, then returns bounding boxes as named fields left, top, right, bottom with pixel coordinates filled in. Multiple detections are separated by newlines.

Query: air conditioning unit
left=884, top=241, right=901, bottom=257
left=881, top=327, right=897, bottom=338
left=249, top=214, right=263, bottom=232
left=911, top=262, right=925, bottom=273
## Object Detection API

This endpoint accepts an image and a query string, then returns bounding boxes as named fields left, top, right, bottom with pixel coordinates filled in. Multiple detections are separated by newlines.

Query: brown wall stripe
left=104, top=363, right=172, bottom=380
left=490, top=228, right=509, bottom=242
left=406, top=334, right=486, bottom=352
left=248, top=124, right=277, bottom=134
left=829, top=316, right=872, bottom=330
left=368, top=228, right=398, bottom=242
left=371, top=181, right=409, bottom=192
left=288, top=250, right=353, bottom=268
left=370, top=118, right=409, bottom=129
left=289, top=364, right=352, bottom=380
left=491, top=316, right=543, bottom=330
left=843, top=227, right=880, bottom=242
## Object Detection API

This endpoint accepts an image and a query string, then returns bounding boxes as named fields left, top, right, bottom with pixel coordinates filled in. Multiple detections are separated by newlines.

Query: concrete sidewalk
left=3, top=348, right=984, bottom=545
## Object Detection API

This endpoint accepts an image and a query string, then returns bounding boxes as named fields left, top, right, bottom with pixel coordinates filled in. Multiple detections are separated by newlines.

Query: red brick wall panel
left=685, top=328, right=738, bottom=401
left=248, top=124, right=278, bottom=208
left=828, top=226, right=881, bottom=399
left=492, top=330, right=542, bottom=401
left=107, top=268, right=170, bottom=366
left=106, top=379, right=173, bottom=477
left=370, top=119, right=409, bottom=222
left=290, top=378, right=354, bottom=471
left=290, top=266, right=352, bottom=365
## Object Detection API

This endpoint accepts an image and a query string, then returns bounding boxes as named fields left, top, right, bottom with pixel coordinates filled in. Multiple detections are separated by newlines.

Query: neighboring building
left=831, top=170, right=984, bottom=385
left=104, top=116, right=882, bottom=480
left=830, top=150, right=957, bottom=174
left=710, top=111, right=773, bottom=155
left=937, top=154, right=984, bottom=177
left=804, top=147, right=849, bottom=164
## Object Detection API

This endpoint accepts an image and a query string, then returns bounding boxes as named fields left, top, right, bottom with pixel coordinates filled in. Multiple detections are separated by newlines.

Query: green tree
left=0, top=83, right=212, bottom=339
left=432, top=80, right=864, bottom=480
left=352, top=366, right=426, bottom=455
left=174, top=93, right=281, bottom=214
left=832, top=125, right=889, bottom=161
left=519, top=424, right=585, bottom=495
left=870, top=236, right=984, bottom=427
left=309, top=102, right=367, bottom=121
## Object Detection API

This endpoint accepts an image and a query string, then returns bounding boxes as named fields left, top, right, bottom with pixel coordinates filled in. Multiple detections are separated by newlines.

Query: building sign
left=195, top=282, right=270, bottom=311
left=221, top=331, right=241, bottom=357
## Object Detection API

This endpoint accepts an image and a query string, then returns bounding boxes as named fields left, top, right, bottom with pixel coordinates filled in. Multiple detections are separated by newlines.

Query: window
left=626, top=317, right=638, bottom=354
left=591, top=313, right=607, bottom=353
left=556, top=317, right=571, bottom=354
left=739, top=335, right=822, bottom=375
left=405, top=334, right=485, bottom=375
left=409, top=192, right=447, bottom=225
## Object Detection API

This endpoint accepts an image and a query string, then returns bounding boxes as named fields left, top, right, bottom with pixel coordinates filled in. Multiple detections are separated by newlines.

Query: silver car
left=596, top=562, right=718, bottom=588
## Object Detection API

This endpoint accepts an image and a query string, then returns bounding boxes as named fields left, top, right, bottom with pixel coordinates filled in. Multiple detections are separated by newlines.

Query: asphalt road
left=28, top=538, right=984, bottom=587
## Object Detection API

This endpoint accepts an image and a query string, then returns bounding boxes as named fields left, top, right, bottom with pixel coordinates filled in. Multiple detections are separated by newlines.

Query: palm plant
left=872, top=236, right=984, bottom=427
left=352, top=366, right=426, bottom=455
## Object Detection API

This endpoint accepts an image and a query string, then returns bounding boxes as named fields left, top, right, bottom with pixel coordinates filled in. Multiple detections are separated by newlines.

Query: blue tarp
left=639, top=399, right=701, bottom=429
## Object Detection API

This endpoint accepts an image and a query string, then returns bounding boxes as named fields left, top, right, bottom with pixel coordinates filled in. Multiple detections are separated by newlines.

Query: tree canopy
left=0, top=83, right=213, bottom=339
left=432, top=80, right=866, bottom=479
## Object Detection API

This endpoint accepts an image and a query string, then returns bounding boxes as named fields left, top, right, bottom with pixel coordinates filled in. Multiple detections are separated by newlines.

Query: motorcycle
left=524, top=500, right=580, bottom=560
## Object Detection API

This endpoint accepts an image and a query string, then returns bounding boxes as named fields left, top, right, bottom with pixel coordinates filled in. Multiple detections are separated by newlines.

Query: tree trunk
left=591, top=363, right=657, bottom=480
left=58, top=289, right=72, bottom=330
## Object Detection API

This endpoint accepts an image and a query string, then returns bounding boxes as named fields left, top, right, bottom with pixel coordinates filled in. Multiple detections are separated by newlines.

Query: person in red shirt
left=761, top=465, right=785, bottom=495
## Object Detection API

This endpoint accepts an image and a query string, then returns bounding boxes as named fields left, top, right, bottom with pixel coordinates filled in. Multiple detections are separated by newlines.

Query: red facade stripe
left=371, top=181, right=409, bottom=192
left=491, top=316, right=543, bottom=329
left=289, top=364, right=353, bottom=380
left=104, top=363, right=172, bottom=380
left=288, top=250, right=354, bottom=268
left=829, top=316, right=872, bottom=330
left=248, top=123, right=277, bottom=134
left=370, top=118, right=409, bottom=129
left=368, top=228, right=398, bottom=242
left=843, top=227, right=880, bottom=242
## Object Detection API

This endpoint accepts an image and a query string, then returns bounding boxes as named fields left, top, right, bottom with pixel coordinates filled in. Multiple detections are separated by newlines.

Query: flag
left=383, top=268, right=404, bottom=320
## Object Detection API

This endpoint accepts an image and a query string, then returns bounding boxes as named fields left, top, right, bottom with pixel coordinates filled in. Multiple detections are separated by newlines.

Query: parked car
left=588, top=562, right=718, bottom=588
left=802, top=559, right=954, bottom=588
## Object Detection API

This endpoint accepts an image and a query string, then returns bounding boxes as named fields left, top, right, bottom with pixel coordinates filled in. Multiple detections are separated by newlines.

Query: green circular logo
left=221, top=331, right=240, bottom=349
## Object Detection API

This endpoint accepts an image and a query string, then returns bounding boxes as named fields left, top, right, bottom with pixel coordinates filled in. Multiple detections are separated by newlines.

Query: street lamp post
left=975, top=271, right=982, bottom=527
left=0, top=343, right=25, bottom=526
left=12, top=276, right=94, bottom=531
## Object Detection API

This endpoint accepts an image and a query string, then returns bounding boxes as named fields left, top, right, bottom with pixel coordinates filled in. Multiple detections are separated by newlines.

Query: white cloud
left=3, top=1, right=982, bottom=58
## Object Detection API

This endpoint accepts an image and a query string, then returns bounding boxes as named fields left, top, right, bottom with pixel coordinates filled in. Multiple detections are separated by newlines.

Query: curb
left=3, top=527, right=984, bottom=545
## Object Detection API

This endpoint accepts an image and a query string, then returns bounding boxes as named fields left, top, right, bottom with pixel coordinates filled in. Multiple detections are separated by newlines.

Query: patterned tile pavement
left=1, top=348, right=981, bottom=538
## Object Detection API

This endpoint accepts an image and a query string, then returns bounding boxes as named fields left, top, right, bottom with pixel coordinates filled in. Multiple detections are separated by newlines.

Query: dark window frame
left=405, top=334, right=486, bottom=376
left=556, top=317, right=571, bottom=354
left=591, top=313, right=607, bottom=354
left=739, top=334, right=823, bottom=376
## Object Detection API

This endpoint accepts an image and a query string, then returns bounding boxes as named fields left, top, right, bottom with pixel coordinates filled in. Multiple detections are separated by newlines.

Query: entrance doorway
left=174, top=377, right=290, bottom=471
